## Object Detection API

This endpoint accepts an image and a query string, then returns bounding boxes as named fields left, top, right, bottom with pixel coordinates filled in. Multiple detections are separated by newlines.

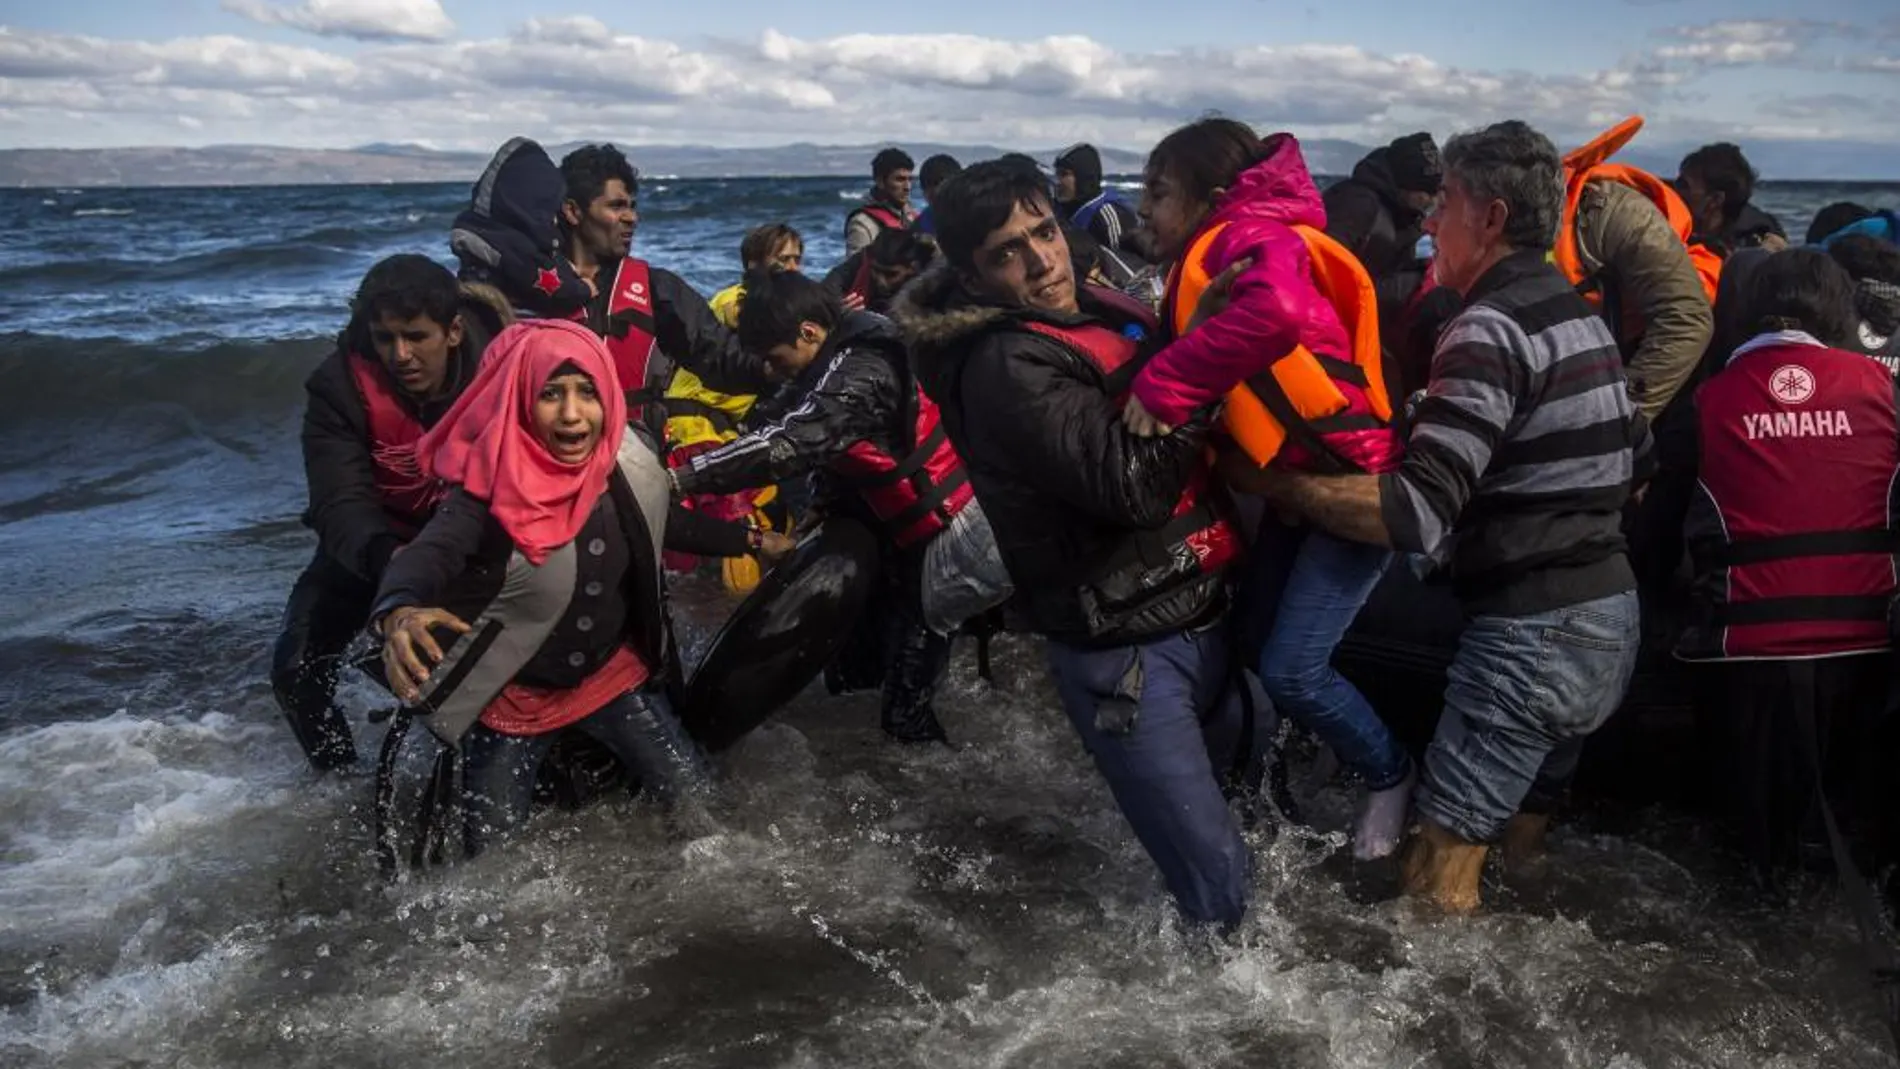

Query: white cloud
left=222, top=0, right=455, bottom=43
left=0, top=15, right=1891, bottom=153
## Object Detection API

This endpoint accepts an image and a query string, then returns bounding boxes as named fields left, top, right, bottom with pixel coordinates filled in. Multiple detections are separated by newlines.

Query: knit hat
left=1386, top=133, right=1442, bottom=195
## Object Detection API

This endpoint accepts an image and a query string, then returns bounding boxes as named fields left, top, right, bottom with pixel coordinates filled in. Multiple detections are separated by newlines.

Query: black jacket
left=674, top=312, right=911, bottom=499
left=577, top=262, right=771, bottom=398
left=1323, top=149, right=1428, bottom=282
left=299, top=286, right=511, bottom=586
left=893, top=265, right=1223, bottom=644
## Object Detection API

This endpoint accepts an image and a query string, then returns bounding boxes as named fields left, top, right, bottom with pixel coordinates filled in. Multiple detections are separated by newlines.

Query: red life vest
left=346, top=351, right=444, bottom=536
left=586, top=257, right=661, bottom=411
left=1678, top=339, right=1900, bottom=661
left=1019, top=316, right=1243, bottom=580
left=831, top=379, right=975, bottom=549
left=853, top=202, right=906, bottom=233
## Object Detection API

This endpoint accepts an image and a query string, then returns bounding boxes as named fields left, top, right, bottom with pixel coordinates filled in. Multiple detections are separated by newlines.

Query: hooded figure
left=450, top=138, right=593, bottom=318
left=1322, top=132, right=1442, bottom=280
left=1055, top=143, right=1146, bottom=258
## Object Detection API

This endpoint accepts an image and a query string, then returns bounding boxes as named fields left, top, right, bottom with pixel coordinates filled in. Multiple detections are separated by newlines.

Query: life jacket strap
left=1711, top=594, right=1891, bottom=627
left=1713, top=528, right=1900, bottom=568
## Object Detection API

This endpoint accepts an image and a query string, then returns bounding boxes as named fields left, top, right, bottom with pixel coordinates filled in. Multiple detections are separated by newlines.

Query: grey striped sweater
left=1380, top=252, right=1650, bottom=615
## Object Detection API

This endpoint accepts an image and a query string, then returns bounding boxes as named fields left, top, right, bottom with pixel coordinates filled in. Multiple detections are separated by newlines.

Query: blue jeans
left=1415, top=590, right=1641, bottom=843
left=1244, top=521, right=1406, bottom=790
left=460, top=688, right=713, bottom=855
left=1046, top=627, right=1252, bottom=929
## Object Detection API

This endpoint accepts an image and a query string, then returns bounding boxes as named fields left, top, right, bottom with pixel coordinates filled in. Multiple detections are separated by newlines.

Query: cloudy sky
left=2, top=0, right=1897, bottom=162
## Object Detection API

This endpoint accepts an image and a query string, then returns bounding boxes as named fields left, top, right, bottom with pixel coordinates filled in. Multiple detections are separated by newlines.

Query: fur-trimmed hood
left=889, top=261, right=1011, bottom=363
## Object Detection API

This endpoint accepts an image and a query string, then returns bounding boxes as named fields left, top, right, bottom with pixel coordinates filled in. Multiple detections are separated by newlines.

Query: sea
left=3, top=175, right=1900, bottom=1069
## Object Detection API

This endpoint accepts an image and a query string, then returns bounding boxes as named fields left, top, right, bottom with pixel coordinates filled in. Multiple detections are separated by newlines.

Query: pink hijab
left=419, top=319, right=628, bottom=565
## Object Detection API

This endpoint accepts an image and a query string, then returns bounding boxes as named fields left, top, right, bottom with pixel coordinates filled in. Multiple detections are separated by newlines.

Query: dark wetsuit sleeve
left=301, top=362, right=402, bottom=585
left=651, top=268, right=771, bottom=396
left=370, top=489, right=490, bottom=623
left=663, top=502, right=751, bottom=558
left=674, top=350, right=893, bottom=497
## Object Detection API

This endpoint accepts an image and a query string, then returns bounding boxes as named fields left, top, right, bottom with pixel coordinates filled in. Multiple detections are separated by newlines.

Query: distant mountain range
left=3, top=137, right=1895, bottom=189
left=0, top=139, right=1376, bottom=188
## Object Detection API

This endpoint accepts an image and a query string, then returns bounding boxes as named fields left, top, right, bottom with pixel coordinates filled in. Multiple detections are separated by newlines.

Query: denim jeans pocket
left=1533, top=601, right=1639, bottom=737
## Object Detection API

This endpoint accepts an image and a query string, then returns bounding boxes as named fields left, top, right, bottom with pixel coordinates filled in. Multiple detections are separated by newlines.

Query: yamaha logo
left=625, top=282, right=647, bottom=299
left=1862, top=322, right=1892, bottom=354
left=1769, top=364, right=1816, bottom=406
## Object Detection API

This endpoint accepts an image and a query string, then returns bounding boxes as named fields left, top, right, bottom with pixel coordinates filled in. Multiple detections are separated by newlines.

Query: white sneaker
left=1352, top=765, right=1416, bottom=861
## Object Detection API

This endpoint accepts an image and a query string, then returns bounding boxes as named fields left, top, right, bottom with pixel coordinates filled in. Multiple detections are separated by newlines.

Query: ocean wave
left=72, top=208, right=136, bottom=217
left=0, top=332, right=330, bottom=422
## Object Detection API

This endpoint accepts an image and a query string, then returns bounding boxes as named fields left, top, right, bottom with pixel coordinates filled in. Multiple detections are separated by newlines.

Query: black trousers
left=271, top=550, right=375, bottom=770
left=1698, top=654, right=1897, bottom=884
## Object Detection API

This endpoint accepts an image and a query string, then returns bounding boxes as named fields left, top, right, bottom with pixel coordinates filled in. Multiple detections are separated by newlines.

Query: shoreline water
left=3, top=176, right=1900, bottom=1066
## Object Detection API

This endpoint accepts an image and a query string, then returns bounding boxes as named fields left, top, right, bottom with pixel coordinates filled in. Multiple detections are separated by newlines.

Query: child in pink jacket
left=1130, top=118, right=1412, bottom=859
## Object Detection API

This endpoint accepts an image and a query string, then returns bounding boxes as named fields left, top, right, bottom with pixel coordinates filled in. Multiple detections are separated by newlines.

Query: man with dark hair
left=273, top=254, right=513, bottom=770
left=823, top=225, right=936, bottom=315
left=1235, top=121, right=1648, bottom=914
left=1830, top=234, right=1900, bottom=372
left=672, top=270, right=979, bottom=743
left=845, top=147, right=917, bottom=255
left=893, top=159, right=1254, bottom=930
left=912, top=154, right=962, bottom=236
left=554, top=143, right=770, bottom=426
left=1677, top=142, right=1786, bottom=254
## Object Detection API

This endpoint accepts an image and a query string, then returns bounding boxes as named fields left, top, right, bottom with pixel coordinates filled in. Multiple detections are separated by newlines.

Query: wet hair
left=1440, top=121, right=1565, bottom=252
left=1679, top=143, right=1757, bottom=227
left=739, top=222, right=802, bottom=269
left=736, top=268, right=841, bottom=354
left=1145, top=117, right=1272, bottom=205
left=918, top=154, right=963, bottom=196
left=930, top=159, right=1058, bottom=273
left=1829, top=234, right=1900, bottom=286
left=354, top=254, right=460, bottom=329
left=1744, top=248, right=1859, bottom=347
left=1807, top=201, right=1873, bottom=246
left=872, top=147, right=915, bottom=181
left=868, top=225, right=936, bottom=270
left=560, top=144, right=639, bottom=209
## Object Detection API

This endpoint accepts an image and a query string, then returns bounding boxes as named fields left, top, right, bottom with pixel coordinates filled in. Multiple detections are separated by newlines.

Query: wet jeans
left=1416, top=590, right=1641, bottom=843
left=1245, top=521, right=1406, bottom=790
left=1046, top=626, right=1252, bottom=929
left=460, top=688, right=713, bottom=855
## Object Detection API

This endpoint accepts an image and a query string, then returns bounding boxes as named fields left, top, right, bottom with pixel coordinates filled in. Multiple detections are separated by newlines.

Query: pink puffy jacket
left=1131, top=134, right=1401, bottom=475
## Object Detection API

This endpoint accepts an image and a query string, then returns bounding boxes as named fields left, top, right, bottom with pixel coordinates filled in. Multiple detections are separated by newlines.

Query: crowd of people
left=268, top=115, right=1900, bottom=929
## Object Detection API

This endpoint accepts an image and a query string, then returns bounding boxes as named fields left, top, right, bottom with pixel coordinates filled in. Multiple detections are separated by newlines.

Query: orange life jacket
left=1162, top=221, right=1390, bottom=469
left=1554, top=116, right=1722, bottom=320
